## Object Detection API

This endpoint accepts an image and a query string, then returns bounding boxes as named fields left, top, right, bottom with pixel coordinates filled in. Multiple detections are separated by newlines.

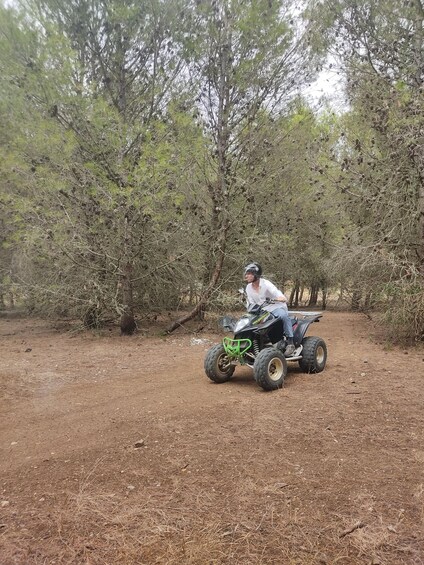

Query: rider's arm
left=264, top=280, right=288, bottom=303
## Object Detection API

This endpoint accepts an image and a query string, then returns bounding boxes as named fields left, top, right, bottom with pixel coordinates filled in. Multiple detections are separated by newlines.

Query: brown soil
left=0, top=311, right=423, bottom=565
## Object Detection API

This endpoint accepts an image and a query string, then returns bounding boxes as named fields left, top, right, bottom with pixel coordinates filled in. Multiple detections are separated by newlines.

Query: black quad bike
left=204, top=300, right=327, bottom=391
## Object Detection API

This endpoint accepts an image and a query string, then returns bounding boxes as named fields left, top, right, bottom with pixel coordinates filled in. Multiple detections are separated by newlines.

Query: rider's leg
left=273, top=308, right=295, bottom=356
left=272, top=308, right=294, bottom=339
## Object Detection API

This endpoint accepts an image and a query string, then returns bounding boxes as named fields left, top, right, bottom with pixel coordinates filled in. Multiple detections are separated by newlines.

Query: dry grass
left=2, top=472, right=423, bottom=565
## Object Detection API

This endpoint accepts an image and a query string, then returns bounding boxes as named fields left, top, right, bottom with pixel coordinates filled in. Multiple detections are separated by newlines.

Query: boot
left=284, top=338, right=295, bottom=357
left=284, top=344, right=296, bottom=356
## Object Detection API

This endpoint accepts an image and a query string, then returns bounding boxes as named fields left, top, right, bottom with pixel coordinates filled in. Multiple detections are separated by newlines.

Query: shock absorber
left=253, top=338, right=260, bottom=357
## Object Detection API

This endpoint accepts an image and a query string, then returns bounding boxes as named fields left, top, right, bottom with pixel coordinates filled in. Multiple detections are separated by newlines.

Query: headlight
left=234, top=317, right=250, bottom=333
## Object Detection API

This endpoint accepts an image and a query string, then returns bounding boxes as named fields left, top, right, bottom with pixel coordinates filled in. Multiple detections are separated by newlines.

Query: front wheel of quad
left=253, top=348, right=287, bottom=391
left=298, top=336, right=327, bottom=373
left=204, top=344, right=235, bottom=383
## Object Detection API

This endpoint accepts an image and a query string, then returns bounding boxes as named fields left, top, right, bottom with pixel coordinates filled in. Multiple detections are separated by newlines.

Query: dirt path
left=0, top=311, right=423, bottom=564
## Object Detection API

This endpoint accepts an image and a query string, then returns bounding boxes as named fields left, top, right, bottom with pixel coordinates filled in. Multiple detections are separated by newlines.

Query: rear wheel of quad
left=298, top=336, right=327, bottom=373
left=204, top=344, right=235, bottom=383
left=253, top=348, right=287, bottom=391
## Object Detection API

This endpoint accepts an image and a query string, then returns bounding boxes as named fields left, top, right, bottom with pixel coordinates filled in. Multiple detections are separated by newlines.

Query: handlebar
left=248, top=298, right=281, bottom=313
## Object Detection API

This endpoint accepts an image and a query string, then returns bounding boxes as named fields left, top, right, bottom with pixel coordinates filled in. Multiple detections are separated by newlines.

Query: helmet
left=244, top=262, right=262, bottom=280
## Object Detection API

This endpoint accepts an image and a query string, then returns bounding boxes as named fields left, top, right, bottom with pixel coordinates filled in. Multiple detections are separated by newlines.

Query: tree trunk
left=165, top=229, right=228, bottom=333
left=290, top=281, right=300, bottom=308
left=308, top=284, right=318, bottom=307
left=289, top=285, right=296, bottom=307
left=166, top=10, right=231, bottom=333
left=412, top=0, right=424, bottom=276
left=364, top=290, right=373, bottom=310
left=120, top=261, right=136, bottom=335
left=351, top=290, right=362, bottom=311
left=321, top=286, right=327, bottom=310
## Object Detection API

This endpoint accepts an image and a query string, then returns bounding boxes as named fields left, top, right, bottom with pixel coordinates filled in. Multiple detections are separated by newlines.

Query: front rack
left=223, top=337, right=252, bottom=358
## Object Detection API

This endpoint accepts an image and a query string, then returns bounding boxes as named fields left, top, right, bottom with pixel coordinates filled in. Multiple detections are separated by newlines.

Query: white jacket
left=245, top=277, right=288, bottom=314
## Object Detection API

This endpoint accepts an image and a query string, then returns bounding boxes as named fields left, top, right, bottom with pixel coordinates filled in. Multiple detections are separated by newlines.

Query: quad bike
left=204, top=298, right=327, bottom=391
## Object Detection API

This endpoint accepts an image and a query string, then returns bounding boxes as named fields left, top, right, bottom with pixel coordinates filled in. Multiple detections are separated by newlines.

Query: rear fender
left=292, top=315, right=322, bottom=345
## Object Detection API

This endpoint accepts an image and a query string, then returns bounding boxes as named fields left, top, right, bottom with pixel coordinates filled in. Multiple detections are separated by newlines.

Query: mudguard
left=290, top=312, right=323, bottom=346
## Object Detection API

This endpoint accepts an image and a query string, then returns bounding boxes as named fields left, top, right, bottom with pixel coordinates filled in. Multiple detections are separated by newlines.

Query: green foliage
left=304, top=0, right=424, bottom=339
left=383, top=279, right=424, bottom=343
left=230, top=101, right=344, bottom=292
left=7, top=0, right=422, bottom=343
left=0, top=0, right=205, bottom=320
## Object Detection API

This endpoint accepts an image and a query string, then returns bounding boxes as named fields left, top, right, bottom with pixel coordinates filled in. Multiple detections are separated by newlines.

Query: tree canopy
left=1, top=0, right=423, bottom=341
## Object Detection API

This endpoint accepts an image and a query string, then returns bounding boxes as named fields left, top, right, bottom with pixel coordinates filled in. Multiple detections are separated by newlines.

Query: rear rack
left=288, top=311, right=323, bottom=318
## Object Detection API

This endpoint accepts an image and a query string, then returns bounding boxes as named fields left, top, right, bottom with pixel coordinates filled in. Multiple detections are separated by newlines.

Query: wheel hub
left=316, top=346, right=325, bottom=364
left=217, top=354, right=231, bottom=372
left=268, top=357, right=284, bottom=382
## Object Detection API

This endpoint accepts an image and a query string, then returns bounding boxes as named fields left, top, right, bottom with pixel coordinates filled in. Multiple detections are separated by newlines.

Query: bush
left=383, top=279, right=424, bottom=343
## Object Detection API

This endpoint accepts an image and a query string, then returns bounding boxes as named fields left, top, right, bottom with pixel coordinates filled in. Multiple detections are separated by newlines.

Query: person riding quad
left=244, top=262, right=296, bottom=357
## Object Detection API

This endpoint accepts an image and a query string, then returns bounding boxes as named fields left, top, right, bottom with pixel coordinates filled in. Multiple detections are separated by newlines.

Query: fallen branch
left=339, top=521, right=365, bottom=538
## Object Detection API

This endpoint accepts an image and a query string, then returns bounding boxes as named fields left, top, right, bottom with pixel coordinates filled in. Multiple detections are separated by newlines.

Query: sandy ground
left=0, top=310, right=423, bottom=565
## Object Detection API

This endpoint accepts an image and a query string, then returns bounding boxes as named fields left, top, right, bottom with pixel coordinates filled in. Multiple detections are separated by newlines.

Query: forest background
left=0, top=0, right=423, bottom=342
